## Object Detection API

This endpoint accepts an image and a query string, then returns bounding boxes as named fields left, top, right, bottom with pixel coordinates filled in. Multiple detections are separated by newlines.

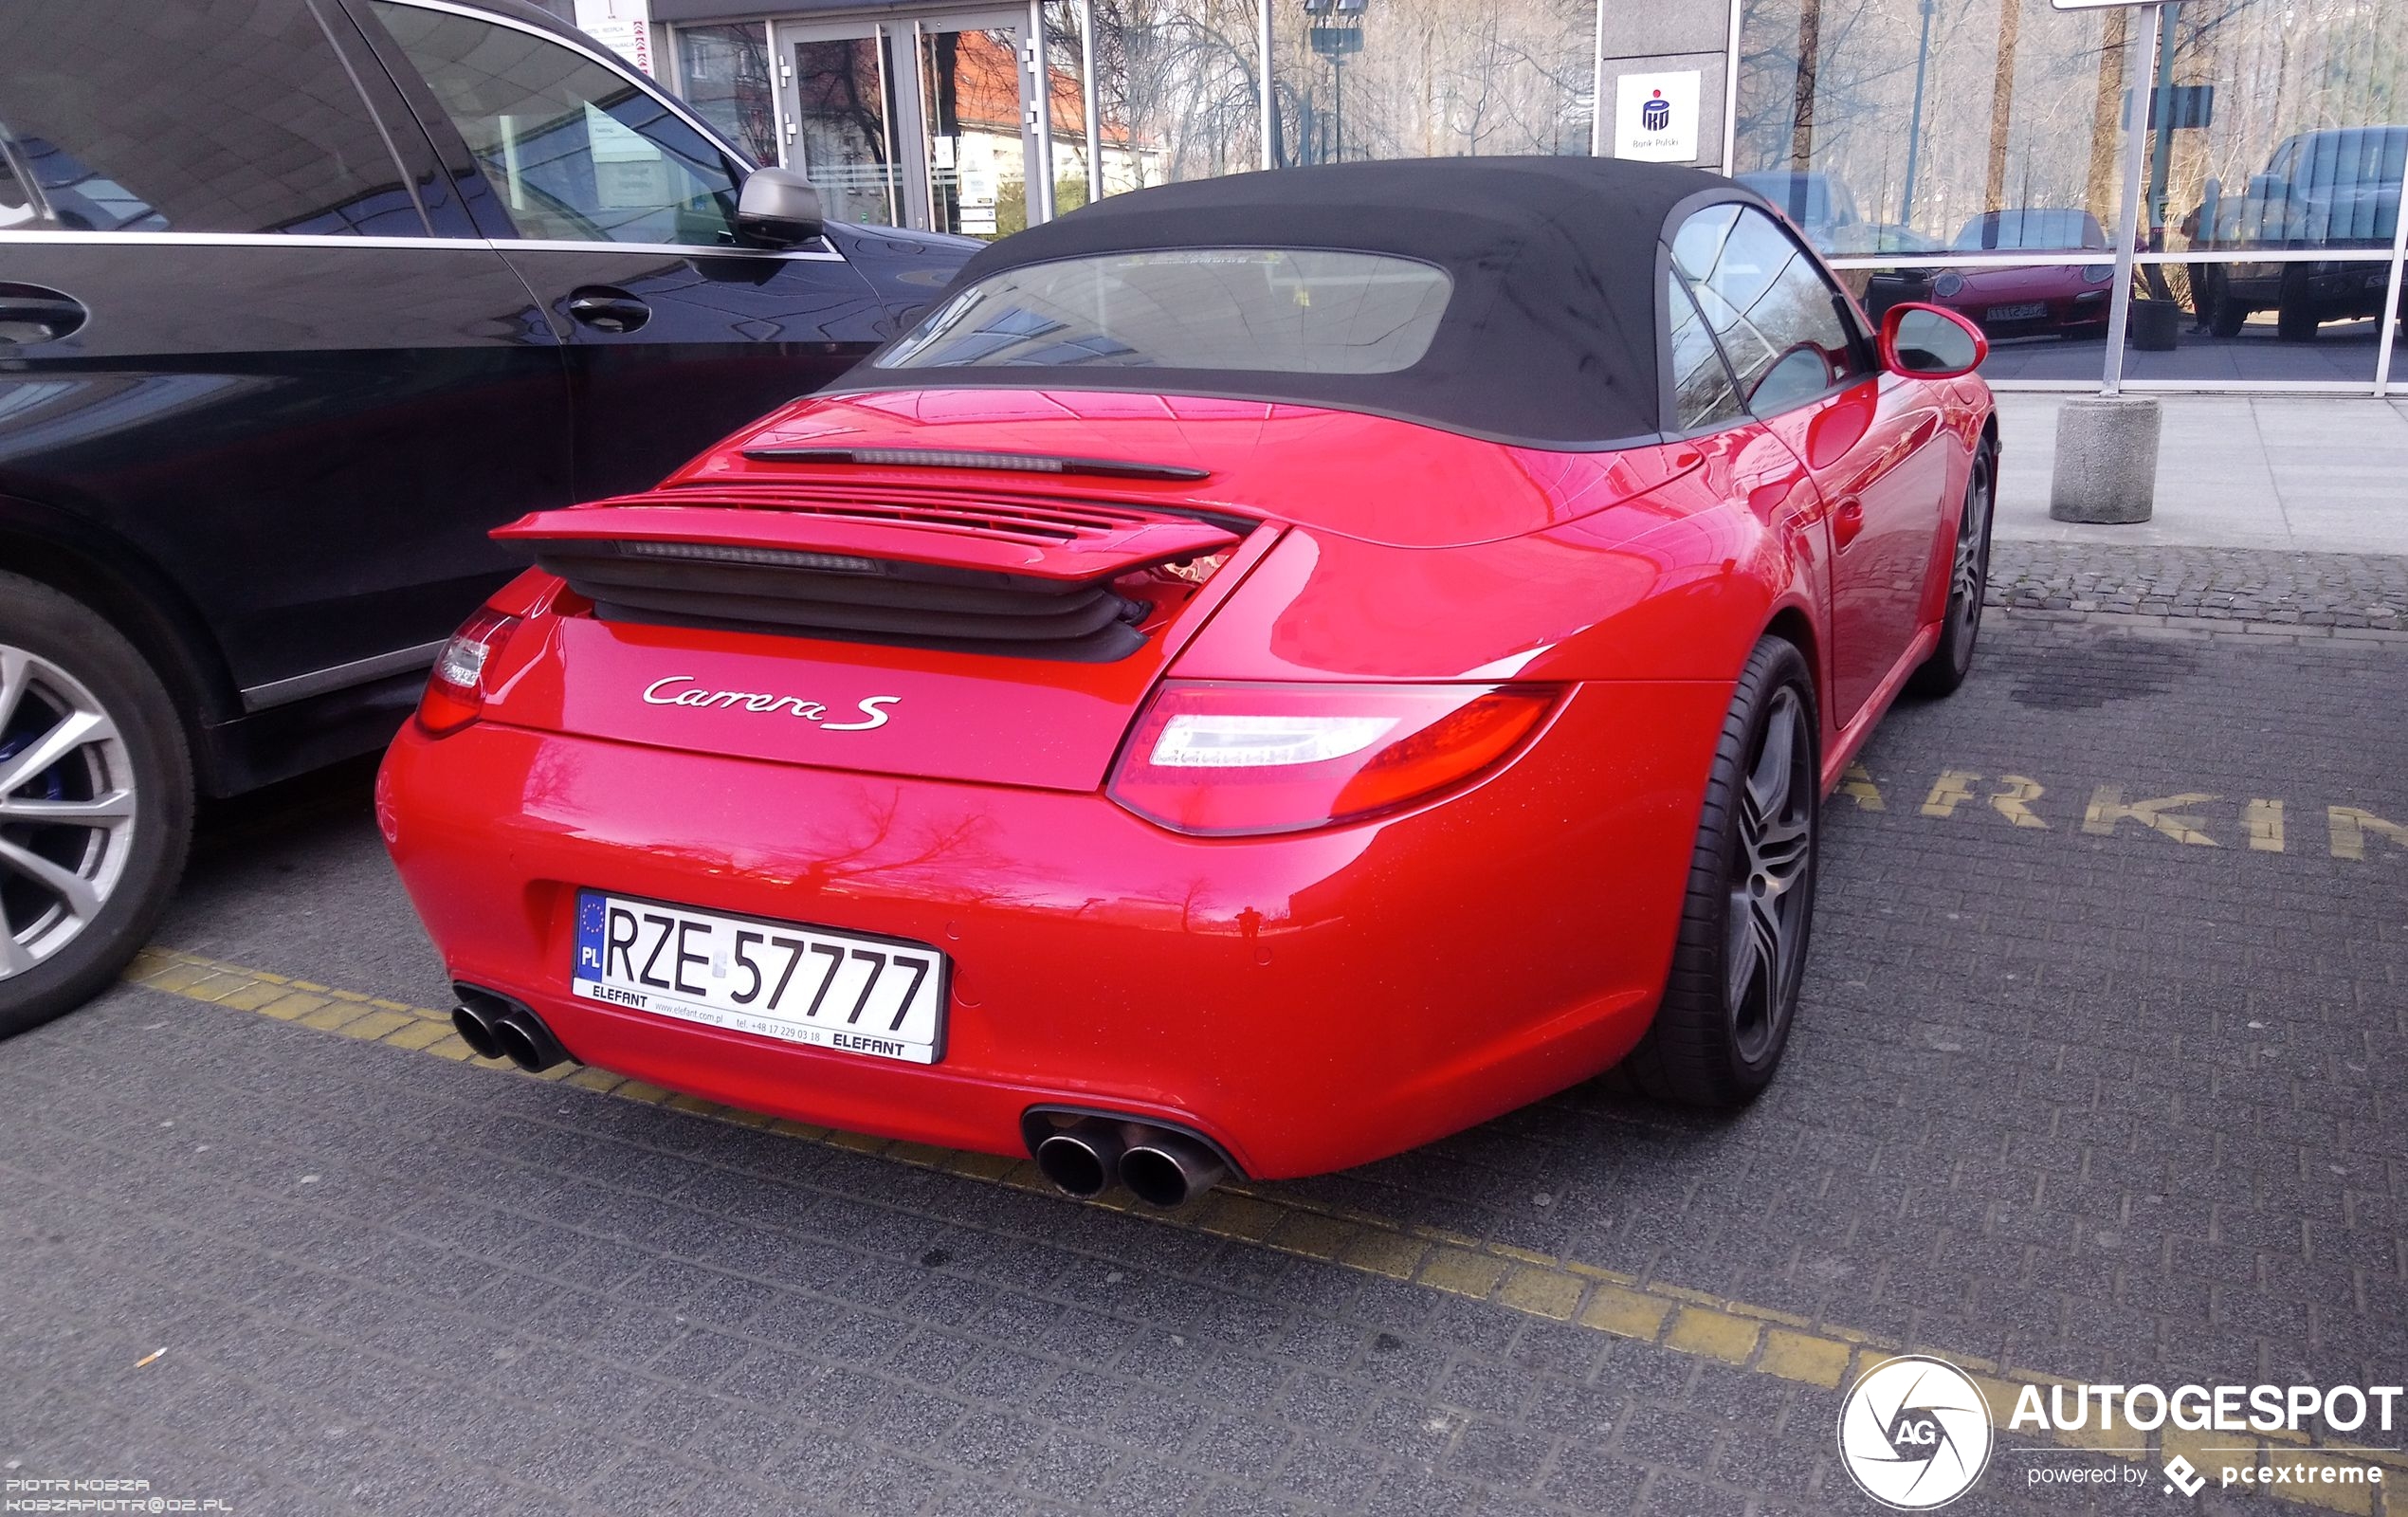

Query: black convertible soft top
left=848, top=156, right=1756, bottom=448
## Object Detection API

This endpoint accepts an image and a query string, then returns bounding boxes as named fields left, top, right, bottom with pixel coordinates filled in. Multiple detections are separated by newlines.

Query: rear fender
left=1177, top=434, right=1815, bottom=686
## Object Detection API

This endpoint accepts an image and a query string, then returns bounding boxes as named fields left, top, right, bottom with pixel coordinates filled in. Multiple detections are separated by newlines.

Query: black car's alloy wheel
left=0, top=573, right=191, bottom=1037
left=1627, top=634, right=1819, bottom=1106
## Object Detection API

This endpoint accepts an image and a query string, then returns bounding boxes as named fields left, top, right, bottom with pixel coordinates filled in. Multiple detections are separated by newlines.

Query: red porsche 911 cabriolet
left=378, top=157, right=1996, bottom=1205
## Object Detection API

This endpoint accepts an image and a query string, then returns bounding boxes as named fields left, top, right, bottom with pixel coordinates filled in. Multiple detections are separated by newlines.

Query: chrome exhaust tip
left=1032, top=1121, right=1124, bottom=1199
left=1119, top=1130, right=1227, bottom=1209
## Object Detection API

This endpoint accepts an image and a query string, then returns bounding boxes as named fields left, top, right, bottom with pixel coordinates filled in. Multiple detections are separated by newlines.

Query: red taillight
left=1108, top=682, right=1558, bottom=836
left=414, top=608, right=520, bottom=737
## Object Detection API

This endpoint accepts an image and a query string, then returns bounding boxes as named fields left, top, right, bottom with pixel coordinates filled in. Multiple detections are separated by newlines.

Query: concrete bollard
left=2050, top=395, right=2161, bottom=524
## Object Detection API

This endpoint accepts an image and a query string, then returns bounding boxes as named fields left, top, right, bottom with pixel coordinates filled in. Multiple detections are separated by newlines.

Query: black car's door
left=0, top=0, right=573, bottom=712
left=346, top=0, right=898, bottom=497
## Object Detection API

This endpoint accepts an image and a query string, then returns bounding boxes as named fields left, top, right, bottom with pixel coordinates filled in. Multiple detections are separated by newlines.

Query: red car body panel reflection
left=378, top=372, right=1992, bottom=1179
left=1928, top=264, right=2114, bottom=338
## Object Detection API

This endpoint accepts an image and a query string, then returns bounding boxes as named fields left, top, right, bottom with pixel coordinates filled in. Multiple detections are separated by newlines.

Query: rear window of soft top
left=875, top=248, right=1453, bottom=376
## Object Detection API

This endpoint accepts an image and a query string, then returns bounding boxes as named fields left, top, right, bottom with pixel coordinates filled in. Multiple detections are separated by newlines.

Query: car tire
left=2275, top=270, right=2321, bottom=341
left=1624, top=635, right=1819, bottom=1108
left=2198, top=269, right=2250, bottom=338
left=1906, top=440, right=1996, bottom=699
left=0, top=572, right=192, bottom=1037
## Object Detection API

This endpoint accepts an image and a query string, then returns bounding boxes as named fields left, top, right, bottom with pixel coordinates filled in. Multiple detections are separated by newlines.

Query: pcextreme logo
left=1837, top=1356, right=1995, bottom=1508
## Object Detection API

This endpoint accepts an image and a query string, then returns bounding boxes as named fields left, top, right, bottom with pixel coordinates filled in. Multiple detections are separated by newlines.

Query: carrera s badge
left=642, top=676, right=897, bottom=731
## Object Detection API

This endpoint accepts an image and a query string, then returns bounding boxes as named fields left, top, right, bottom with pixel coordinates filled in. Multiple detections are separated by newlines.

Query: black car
left=0, top=0, right=976, bottom=1032
left=2195, top=127, right=2405, bottom=340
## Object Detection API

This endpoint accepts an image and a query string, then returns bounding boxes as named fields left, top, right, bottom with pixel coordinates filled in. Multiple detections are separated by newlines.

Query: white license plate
left=571, top=890, right=947, bottom=1064
left=1986, top=302, right=2048, bottom=320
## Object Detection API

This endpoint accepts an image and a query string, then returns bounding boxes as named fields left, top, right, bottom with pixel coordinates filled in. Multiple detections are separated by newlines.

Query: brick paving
left=1987, top=543, right=2408, bottom=629
left=4, top=561, right=2406, bottom=1516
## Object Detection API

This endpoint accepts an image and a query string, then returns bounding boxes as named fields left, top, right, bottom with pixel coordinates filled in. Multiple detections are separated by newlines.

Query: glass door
left=910, top=14, right=1033, bottom=238
left=771, top=9, right=1040, bottom=241
left=776, top=22, right=906, bottom=228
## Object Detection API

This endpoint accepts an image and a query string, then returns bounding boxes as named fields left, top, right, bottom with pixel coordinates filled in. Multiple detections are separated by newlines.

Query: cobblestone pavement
left=1986, top=543, right=2408, bottom=629
left=3, top=577, right=2404, bottom=1516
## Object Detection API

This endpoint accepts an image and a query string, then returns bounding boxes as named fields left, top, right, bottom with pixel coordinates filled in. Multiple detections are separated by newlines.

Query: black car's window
left=878, top=250, right=1453, bottom=375
left=0, top=0, right=418, bottom=236
left=373, top=2, right=743, bottom=247
left=1667, top=270, right=1744, bottom=432
left=1672, top=204, right=1869, bottom=416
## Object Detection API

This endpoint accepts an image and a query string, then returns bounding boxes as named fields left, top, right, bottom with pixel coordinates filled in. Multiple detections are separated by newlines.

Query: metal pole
left=1720, top=0, right=1743, bottom=172
left=2375, top=125, right=2408, bottom=393
left=1258, top=0, right=1275, bottom=169
left=873, top=22, right=903, bottom=228
left=2144, top=2, right=2178, bottom=239
left=1590, top=0, right=1606, bottom=156
left=1897, top=0, right=1932, bottom=225
left=763, top=19, right=789, bottom=171
left=2100, top=1, right=2162, bottom=397
left=1029, top=1, right=1055, bottom=224
left=1078, top=0, right=1102, bottom=200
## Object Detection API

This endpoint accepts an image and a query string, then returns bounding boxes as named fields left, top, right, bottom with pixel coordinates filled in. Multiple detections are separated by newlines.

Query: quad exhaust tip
left=452, top=984, right=574, bottom=1073
left=1024, top=1112, right=1233, bottom=1208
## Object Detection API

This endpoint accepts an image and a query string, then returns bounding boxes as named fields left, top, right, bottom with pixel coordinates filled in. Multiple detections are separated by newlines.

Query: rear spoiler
left=492, top=484, right=1243, bottom=583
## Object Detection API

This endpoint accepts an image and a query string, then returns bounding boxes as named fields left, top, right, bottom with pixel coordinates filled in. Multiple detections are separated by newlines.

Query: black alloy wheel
left=1907, top=441, right=1995, bottom=698
left=1723, top=684, right=1815, bottom=1067
left=1627, top=635, right=1819, bottom=1106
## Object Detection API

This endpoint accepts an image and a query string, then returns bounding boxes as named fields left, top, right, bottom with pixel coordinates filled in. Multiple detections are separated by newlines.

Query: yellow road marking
left=1918, top=770, right=2048, bottom=830
left=1989, top=774, right=2049, bottom=830
left=1837, top=762, right=1886, bottom=811
left=2245, top=798, right=2286, bottom=853
left=2082, top=786, right=2220, bottom=846
left=1921, top=769, right=1979, bottom=818
left=2327, top=806, right=2408, bottom=862
left=1847, top=766, right=2407, bottom=861
left=116, top=945, right=2408, bottom=1490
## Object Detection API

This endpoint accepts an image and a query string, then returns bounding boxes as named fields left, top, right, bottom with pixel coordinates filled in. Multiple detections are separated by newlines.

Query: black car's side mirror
left=736, top=168, right=824, bottom=248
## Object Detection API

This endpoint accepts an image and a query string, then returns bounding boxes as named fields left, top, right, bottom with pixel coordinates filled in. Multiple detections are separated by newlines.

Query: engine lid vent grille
left=494, top=485, right=1248, bottom=664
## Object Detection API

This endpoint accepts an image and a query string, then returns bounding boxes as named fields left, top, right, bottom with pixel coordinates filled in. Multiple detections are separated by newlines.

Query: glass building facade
left=655, top=0, right=2407, bottom=393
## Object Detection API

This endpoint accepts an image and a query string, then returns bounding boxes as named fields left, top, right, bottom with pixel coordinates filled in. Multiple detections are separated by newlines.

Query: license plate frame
left=1985, top=302, right=2049, bottom=321
left=570, top=888, right=949, bottom=1064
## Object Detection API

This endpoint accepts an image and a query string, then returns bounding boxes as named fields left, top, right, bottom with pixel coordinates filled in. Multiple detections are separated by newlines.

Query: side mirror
left=1878, top=302, right=1987, bottom=379
left=736, top=167, right=823, bottom=248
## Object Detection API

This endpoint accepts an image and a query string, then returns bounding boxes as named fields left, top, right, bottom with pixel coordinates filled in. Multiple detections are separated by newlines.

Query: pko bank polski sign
left=1837, top=1354, right=2398, bottom=1508
left=1612, top=71, right=1700, bottom=163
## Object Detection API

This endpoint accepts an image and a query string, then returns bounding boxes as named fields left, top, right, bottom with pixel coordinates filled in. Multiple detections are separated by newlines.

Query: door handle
left=0, top=283, right=89, bottom=344
left=1832, top=496, right=1866, bottom=549
left=564, top=287, right=650, bottom=335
